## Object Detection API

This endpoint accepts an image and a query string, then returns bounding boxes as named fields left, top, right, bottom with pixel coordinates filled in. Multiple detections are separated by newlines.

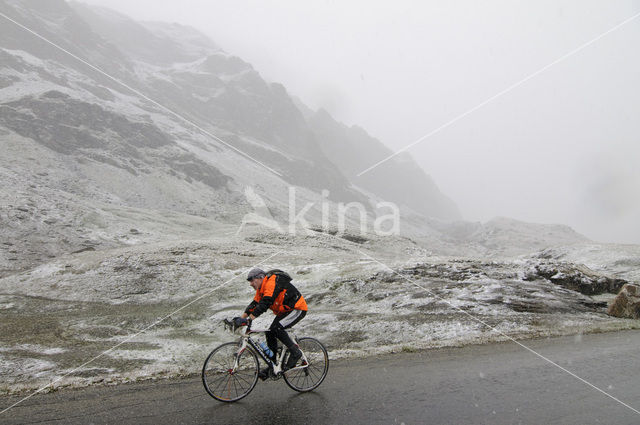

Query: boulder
left=607, top=284, right=640, bottom=319
left=526, top=262, right=627, bottom=295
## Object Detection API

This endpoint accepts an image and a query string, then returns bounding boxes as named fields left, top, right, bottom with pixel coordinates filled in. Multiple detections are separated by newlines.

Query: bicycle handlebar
left=222, top=317, right=252, bottom=333
left=222, top=318, right=236, bottom=331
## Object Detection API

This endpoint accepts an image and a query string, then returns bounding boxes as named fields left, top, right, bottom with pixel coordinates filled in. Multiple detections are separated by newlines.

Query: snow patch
left=0, top=344, right=67, bottom=355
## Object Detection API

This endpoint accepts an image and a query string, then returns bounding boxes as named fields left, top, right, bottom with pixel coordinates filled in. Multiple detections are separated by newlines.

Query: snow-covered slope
left=0, top=0, right=365, bottom=274
left=1, top=0, right=636, bottom=394
left=1, top=229, right=637, bottom=393
left=531, top=243, right=640, bottom=283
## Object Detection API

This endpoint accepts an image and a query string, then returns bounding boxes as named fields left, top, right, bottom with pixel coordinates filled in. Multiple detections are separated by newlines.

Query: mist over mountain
left=0, top=0, right=601, bottom=273
left=2, top=0, right=640, bottom=396
left=0, top=0, right=470, bottom=273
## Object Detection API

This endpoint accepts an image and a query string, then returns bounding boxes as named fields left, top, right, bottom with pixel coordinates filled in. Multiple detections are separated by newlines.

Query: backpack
left=265, top=269, right=300, bottom=310
left=265, top=269, right=293, bottom=285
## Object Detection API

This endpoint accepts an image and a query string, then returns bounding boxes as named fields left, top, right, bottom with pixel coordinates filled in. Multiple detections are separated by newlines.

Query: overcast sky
left=82, top=0, right=640, bottom=243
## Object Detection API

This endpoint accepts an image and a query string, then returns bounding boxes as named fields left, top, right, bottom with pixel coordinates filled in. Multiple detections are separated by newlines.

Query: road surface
left=2, top=330, right=640, bottom=424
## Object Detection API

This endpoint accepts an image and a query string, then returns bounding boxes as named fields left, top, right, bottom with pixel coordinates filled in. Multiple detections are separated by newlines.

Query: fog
left=83, top=0, right=640, bottom=244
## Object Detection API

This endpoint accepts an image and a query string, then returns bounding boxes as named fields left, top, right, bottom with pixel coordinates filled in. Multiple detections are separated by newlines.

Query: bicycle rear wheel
left=283, top=337, right=329, bottom=392
left=202, top=342, right=259, bottom=402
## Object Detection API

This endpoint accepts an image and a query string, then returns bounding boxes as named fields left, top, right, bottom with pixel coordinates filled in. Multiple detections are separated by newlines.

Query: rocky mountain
left=1, top=0, right=638, bottom=395
left=305, top=108, right=461, bottom=219
left=0, top=0, right=476, bottom=275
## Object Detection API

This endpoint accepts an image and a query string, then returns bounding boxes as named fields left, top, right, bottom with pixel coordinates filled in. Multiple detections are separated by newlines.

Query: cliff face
left=2, top=0, right=460, bottom=209
left=306, top=108, right=461, bottom=219
left=0, top=0, right=465, bottom=274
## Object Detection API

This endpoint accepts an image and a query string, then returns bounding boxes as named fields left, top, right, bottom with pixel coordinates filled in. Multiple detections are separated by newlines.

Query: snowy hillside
left=1, top=229, right=638, bottom=393
left=0, top=0, right=472, bottom=275
left=1, top=0, right=638, bottom=394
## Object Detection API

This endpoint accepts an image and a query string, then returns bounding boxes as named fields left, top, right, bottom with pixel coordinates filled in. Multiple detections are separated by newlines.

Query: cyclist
left=233, top=268, right=308, bottom=377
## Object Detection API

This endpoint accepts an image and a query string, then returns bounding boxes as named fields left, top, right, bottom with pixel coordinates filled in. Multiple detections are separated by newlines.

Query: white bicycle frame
left=231, top=325, right=309, bottom=376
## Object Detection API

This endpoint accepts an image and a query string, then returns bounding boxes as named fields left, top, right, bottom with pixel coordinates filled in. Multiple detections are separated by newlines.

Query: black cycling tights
left=265, top=310, right=306, bottom=357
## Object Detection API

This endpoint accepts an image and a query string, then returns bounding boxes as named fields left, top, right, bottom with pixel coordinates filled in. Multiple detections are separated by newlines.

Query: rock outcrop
left=524, top=262, right=627, bottom=296
left=608, top=284, right=640, bottom=319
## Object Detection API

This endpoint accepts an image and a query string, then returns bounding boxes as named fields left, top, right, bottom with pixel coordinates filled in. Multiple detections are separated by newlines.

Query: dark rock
left=341, top=233, right=368, bottom=244
left=0, top=92, right=173, bottom=156
left=526, top=262, right=627, bottom=295
left=608, top=284, right=640, bottom=319
left=163, top=153, right=230, bottom=189
left=71, top=246, right=95, bottom=254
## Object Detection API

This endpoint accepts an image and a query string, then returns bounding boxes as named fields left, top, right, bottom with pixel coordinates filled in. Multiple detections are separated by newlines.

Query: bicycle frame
left=203, top=320, right=328, bottom=401
left=231, top=325, right=309, bottom=376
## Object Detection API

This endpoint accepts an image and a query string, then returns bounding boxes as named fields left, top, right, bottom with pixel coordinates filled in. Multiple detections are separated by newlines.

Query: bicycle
left=202, top=318, right=329, bottom=402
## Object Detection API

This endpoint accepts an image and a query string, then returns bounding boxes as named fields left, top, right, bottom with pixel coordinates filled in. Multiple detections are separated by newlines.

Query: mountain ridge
left=0, top=0, right=591, bottom=278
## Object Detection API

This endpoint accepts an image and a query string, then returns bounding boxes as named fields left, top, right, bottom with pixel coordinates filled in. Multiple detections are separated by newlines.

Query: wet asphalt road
left=2, top=330, right=640, bottom=425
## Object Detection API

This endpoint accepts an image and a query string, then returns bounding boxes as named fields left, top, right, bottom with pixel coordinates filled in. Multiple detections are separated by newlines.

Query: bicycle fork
left=230, top=339, right=249, bottom=374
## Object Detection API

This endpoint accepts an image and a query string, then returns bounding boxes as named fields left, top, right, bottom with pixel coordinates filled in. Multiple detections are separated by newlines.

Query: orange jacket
left=246, top=274, right=307, bottom=317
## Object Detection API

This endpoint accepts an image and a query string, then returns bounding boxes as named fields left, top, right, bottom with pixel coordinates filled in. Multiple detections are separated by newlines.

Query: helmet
left=246, top=267, right=265, bottom=281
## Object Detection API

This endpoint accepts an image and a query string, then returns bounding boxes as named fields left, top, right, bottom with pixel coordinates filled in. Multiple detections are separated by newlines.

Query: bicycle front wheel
left=202, top=342, right=259, bottom=402
left=283, top=337, right=329, bottom=392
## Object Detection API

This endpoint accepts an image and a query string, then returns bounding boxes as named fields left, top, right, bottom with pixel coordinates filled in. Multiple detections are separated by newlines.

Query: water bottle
left=258, top=341, right=274, bottom=359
